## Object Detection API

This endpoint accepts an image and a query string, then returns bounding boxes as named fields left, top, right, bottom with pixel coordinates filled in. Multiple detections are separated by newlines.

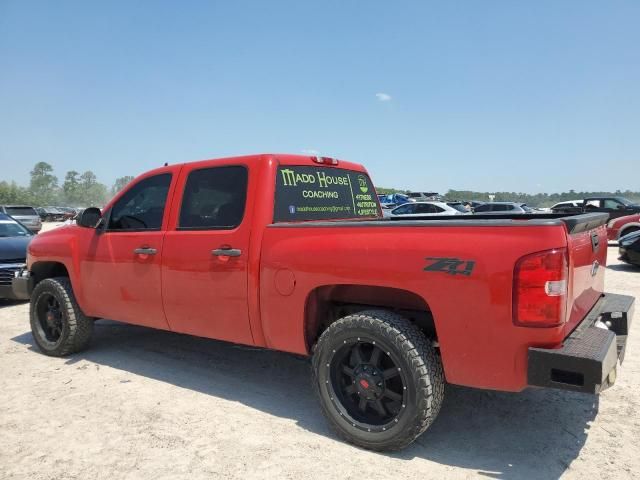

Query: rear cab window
left=274, top=166, right=380, bottom=222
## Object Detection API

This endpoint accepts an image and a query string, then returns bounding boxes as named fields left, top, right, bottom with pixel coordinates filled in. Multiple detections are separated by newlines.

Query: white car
left=385, top=201, right=467, bottom=218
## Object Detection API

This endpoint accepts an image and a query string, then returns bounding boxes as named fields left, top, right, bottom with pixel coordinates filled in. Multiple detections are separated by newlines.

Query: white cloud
left=375, top=92, right=392, bottom=102
left=301, top=149, right=320, bottom=155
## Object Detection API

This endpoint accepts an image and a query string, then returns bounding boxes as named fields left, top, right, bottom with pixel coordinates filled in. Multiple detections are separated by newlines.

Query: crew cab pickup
left=13, top=154, right=634, bottom=451
left=552, top=196, right=640, bottom=220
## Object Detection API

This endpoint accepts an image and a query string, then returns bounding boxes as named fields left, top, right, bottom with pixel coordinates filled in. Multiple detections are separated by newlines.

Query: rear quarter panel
left=260, top=222, right=572, bottom=391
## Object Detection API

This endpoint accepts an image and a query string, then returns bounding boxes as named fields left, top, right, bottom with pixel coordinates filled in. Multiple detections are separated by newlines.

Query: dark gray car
left=0, top=213, right=33, bottom=299
left=0, top=205, right=42, bottom=233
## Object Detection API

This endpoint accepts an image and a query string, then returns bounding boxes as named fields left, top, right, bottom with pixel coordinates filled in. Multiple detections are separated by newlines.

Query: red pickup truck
left=607, top=213, right=640, bottom=241
left=13, top=154, right=634, bottom=451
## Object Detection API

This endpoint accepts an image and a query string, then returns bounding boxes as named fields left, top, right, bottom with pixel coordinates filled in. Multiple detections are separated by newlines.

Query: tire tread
left=312, top=309, right=444, bottom=451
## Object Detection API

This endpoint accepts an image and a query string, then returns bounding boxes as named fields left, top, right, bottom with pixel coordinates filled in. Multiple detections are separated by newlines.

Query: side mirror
left=77, top=207, right=103, bottom=228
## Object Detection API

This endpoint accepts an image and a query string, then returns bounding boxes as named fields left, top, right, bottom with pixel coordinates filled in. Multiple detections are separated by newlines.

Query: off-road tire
left=30, top=277, right=94, bottom=356
left=312, top=309, right=444, bottom=451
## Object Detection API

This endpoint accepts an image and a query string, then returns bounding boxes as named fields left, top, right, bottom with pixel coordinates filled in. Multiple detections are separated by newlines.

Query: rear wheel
left=312, top=310, right=444, bottom=451
left=30, top=277, right=94, bottom=356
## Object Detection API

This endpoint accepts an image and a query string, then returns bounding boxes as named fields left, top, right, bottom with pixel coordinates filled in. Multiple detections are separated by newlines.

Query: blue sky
left=1, top=1, right=638, bottom=194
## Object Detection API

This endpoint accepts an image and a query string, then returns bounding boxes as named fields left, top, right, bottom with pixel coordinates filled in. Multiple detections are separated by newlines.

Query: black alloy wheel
left=312, top=310, right=445, bottom=451
left=34, top=293, right=64, bottom=345
left=30, top=277, right=94, bottom=357
left=328, top=339, right=407, bottom=431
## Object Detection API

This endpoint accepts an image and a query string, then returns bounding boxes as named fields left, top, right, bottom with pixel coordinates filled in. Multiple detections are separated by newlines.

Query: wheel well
left=305, top=285, right=435, bottom=352
left=31, top=262, right=70, bottom=285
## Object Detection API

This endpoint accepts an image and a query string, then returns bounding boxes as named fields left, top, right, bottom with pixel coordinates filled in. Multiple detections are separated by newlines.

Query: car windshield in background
left=5, top=207, right=37, bottom=216
left=0, top=220, right=31, bottom=237
left=274, top=166, right=379, bottom=222
left=616, top=197, right=636, bottom=206
left=521, top=205, right=534, bottom=213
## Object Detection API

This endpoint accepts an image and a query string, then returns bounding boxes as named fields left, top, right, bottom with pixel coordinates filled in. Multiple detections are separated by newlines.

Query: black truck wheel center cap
left=354, top=365, right=384, bottom=399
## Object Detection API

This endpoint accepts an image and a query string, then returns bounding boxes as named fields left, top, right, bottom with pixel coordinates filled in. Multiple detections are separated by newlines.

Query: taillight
left=513, top=248, right=568, bottom=327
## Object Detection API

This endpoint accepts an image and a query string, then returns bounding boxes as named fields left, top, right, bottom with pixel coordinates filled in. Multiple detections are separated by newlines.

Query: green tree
left=111, top=176, right=135, bottom=196
left=0, top=181, right=33, bottom=204
left=29, top=162, right=58, bottom=205
left=78, top=171, right=108, bottom=206
left=62, top=170, right=81, bottom=205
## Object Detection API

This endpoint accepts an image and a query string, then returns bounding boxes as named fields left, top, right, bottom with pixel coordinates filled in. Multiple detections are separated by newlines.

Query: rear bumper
left=528, top=293, right=634, bottom=394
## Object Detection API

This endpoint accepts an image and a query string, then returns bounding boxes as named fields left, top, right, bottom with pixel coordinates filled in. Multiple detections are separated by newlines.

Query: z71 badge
left=424, top=257, right=475, bottom=276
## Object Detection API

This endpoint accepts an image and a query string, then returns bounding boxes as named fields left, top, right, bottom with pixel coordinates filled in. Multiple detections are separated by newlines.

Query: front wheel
left=312, top=310, right=444, bottom=451
left=30, top=277, right=94, bottom=356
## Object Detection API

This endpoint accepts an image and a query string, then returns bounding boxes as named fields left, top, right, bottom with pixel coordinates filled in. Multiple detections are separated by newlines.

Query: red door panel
left=161, top=163, right=253, bottom=345
left=81, top=231, right=169, bottom=329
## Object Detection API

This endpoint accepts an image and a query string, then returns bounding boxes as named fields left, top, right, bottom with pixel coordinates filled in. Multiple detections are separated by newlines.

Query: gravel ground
left=1, top=226, right=638, bottom=479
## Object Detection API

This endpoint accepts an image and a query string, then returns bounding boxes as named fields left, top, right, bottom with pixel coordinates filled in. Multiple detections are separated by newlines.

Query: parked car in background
left=0, top=213, right=33, bottom=299
left=407, top=192, right=440, bottom=202
left=386, top=201, right=466, bottom=218
left=377, top=193, right=410, bottom=209
left=37, top=207, right=65, bottom=222
left=550, top=200, right=584, bottom=214
left=618, top=230, right=640, bottom=267
left=607, top=213, right=640, bottom=241
left=0, top=205, right=42, bottom=233
left=583, top=197, right=640, bottom=220
left=473, top=202, right=535, bottom=215
left=56, top=207, right=78, bottom=220
left=552, top=197, right=640, bottom=220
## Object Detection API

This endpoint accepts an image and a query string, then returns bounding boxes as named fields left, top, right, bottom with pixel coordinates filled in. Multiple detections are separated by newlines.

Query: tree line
left=0, top=162, right=134, bottom=207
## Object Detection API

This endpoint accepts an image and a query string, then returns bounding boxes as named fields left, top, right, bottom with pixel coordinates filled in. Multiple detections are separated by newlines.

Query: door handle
left=134, top=247, right=157, bottom=255
left=211, top=247, right=242, bottom=257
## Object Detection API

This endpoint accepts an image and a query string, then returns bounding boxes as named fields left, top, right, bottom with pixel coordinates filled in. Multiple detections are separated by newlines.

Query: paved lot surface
left=1, top=226, right=638, bottom=479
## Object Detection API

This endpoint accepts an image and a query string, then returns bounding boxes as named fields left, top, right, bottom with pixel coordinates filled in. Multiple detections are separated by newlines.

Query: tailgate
left=563, top=213, right=609, bottom=335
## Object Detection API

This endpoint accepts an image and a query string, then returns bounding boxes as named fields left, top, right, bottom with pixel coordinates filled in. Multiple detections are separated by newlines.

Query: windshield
left=521, top=204, right=534, bottom=213
left=616, top=197, right=635, bottom=206
left=408, top=193, right=422, bottom=198
left=5, top=206, right=37, bottom=216
left=274, top=166, right=380, bottom=222
left=0, top=219, right=32, bottom=237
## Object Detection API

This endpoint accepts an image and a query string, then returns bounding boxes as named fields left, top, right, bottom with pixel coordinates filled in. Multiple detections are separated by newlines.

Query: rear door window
left=179, top=166, right=248, bottom=229
left=274, top=166, right=379, bottom=222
